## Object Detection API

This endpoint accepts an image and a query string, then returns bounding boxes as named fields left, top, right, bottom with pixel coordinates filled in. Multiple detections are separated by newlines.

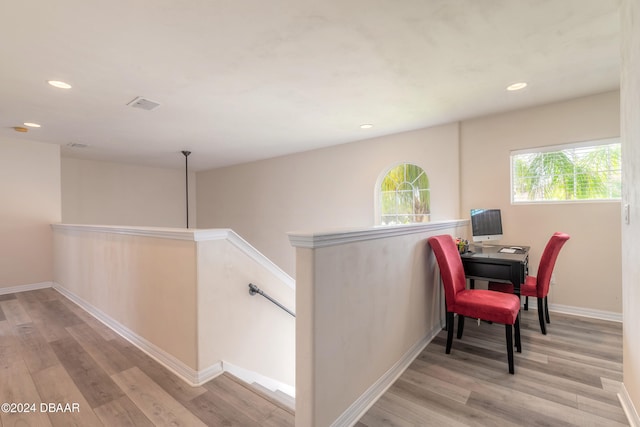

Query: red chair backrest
left=428, top=235, right=467, bottom=310
left=536, top=232, right=570, bottom=298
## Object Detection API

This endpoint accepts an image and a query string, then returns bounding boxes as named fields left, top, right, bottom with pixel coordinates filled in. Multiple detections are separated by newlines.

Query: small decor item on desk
left=455, top=238, right=469, bottom=254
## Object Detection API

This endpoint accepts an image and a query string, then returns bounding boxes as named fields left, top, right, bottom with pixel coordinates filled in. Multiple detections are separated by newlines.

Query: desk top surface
left=461, top=244, right=529, bottom=261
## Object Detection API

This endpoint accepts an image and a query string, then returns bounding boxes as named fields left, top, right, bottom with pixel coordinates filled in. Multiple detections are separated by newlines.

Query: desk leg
left=514, top=284, right=522, bottom=352
left=515, top=313, right=521, bottom=353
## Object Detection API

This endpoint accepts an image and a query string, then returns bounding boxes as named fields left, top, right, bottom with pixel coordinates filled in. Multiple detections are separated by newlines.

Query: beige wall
left=196, top=123, right=460, bottom=277
left=52, top=225, right=294, bottom=389
left=53, top=226, right=199, bottom=368
left=460, top=91, right=621, bottom=314
left=293, top=221, right=466, bottom=426
left=62, top=157, right=196, bottom=228
left=0, top=138, right=61, bottom=289
left=621, top=0, right=640, bottom=418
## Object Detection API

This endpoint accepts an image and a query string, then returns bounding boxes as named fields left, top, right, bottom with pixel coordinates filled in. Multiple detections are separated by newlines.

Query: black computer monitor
left=470, top=209, right=503, bottom=243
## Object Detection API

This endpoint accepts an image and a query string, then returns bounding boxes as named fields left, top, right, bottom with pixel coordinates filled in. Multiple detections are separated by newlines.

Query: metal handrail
left=248, top=283, right=295, bottom=317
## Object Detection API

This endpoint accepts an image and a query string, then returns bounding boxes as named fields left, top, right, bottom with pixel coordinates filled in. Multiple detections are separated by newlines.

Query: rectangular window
left=511, top=138, right=621, bottom=203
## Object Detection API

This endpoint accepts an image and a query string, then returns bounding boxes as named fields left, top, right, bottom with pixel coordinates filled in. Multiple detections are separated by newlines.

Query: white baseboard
left=619, top=383, right=640, bottom=427
left=330, top=325, right=442, bottom=427
left=0, top=281, right=52, bottom=295
left=223, top=361, right=295, bottom=398
left=52, top=283, right=208, bottom=385
left=525, top=299, right=623, bottom=322
left=51, top=283, right=287, bottom=393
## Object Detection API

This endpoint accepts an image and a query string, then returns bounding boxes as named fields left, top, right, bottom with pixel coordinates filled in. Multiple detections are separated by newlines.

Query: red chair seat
left=488, top=232, right=570, bottom=334
left=488, top=276, right=537, bottom=297
left=452, top=289, right=520, bottom=325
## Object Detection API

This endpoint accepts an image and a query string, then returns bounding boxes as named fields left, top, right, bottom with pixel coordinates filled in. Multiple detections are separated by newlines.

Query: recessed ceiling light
left=47, top=80, right=72, bottom=89
left=507, top=82, right=527, bottom=91
left=23, top=122, right=41, bottom=128
left=360, top=124, right=374, bottom=129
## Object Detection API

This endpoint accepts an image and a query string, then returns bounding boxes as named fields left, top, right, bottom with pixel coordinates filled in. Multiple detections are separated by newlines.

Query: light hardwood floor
left=0, top=288, right=294, bottom=427
left=357, top=309, right=627, bottom=426
left=0, top=288, right=627, bottom=426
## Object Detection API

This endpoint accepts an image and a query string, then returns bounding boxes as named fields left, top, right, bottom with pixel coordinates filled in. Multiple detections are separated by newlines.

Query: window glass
left=379, top=163, right=430, bottom=225
left=511, top=138, right=621, bottom=203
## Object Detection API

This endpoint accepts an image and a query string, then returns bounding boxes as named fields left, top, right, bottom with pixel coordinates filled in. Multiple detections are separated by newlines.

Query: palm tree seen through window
left=380, top=163, right=430, bottom=225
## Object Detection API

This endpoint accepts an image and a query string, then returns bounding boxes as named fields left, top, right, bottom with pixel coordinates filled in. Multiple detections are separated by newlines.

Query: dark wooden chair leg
left=544, top=296, right=550, bottom=323
left=457, top=315, right=465, bottom=339
left=537, top=298, right=547, bottom=335
left=446, top=312, right=454, bottom=354
left=524, top=296, right=529, bottom=310
left=514, top=314, right=521, bottom=353
left=505, top=324, right=514, bottom=374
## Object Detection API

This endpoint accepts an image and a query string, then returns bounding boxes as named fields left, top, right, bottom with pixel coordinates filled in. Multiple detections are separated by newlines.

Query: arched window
left=378, top=163, right=430, bottom=225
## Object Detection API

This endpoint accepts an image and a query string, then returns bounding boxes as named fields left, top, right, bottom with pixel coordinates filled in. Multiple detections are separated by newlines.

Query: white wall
left=197, top=237, right=295, bottom=388
left=460, top=91, right=621, bottom=315
left=196, top=123, right=460, bottom=277
left=0, top=138, right=61, bottom=289
left=621, top=0, right=640, bottom=420
left=62, top=157, right=196, bottom=228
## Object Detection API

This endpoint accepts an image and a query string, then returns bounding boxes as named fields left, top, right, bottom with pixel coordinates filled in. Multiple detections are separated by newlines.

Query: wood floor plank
left=21, top=301, right=73, bottom=343
left=0, top=359, right=53, bottom=427
left=66, top=323, right=134, bottom=375
left=577, top=394, right=630, bottom=424
left=111, top=366, right=207, bottom=427
left=0, top=320, right=22, bottom=369
left=422, top=331, right=623, bottom=407
left=186, top=388, right=264, bottom=426
left=108, top=335, right=207, bottom=402
left=358, top=404, right=416, bottom=427
left=389, top=378, right=521, bottom=426
left=373, top=391, right=469, bottom=427
left=49, top=336, right=125, bottom=408
left=0, top=299, right=32, bottom=326
left=57, top=297, right=119, bottom=341
left=466, top=387, right=627, bottom=427
left=14, top=322, right=59, bottom=374
left=15, top=289, right=57, bottom=306
left=399, top=364, right=471, bottom=404
left=198, top=373, right=294, bottom=426
left=40, top=299, right=84, bottom=328
left=93, top=396, right=154, bottom=427
left=1, top=289, right=291, bottom=426
left=360, top=309, right=627, bottom=426
left=0, top=288, right=628, bottom=427
left=32, top=364, right=103, bottom=427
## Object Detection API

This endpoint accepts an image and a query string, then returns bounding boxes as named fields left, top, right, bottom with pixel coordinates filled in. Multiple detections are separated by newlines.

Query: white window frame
left=375, top=162, right=430, bottom=225
left=510, top=137, right=621, bottom=204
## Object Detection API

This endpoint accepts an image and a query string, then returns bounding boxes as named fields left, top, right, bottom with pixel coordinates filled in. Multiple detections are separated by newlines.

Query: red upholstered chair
left=428, top=234, right=521, bottom=374
left=488, top=232, right=570, bottom=335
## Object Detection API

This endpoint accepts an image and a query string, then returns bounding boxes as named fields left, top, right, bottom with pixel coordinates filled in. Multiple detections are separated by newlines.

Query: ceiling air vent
left=67, top=142, right=88, bottom=148
left=127, top=96, right=161, bottom=111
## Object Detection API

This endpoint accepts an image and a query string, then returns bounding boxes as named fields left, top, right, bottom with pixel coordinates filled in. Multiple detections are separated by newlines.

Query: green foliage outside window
left=512, top=141, right=621, bottom=202
left=380, top=163, right=430, bottom=225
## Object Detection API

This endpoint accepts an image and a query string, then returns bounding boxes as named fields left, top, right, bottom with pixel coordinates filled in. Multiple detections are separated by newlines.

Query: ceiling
left=0, top=0, right=620, bottom=172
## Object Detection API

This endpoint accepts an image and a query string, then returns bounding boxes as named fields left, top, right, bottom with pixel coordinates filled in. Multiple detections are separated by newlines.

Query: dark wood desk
left=460, top=245, right=529, bottom=295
